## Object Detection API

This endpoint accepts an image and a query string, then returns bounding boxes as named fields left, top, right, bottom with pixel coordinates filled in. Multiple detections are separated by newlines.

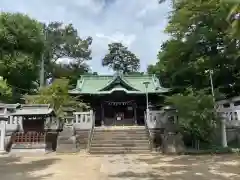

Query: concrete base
left=0, top=150, right=7, bottom=155
left=11, top=143, right=46, bottom=149
left=10, top=148, right=45, bottom=153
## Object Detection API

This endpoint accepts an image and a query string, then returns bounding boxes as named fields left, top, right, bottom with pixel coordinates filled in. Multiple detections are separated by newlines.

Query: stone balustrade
left=73, top=110, right=94, bottom=130
left=217, top=109, right=240, bottom=128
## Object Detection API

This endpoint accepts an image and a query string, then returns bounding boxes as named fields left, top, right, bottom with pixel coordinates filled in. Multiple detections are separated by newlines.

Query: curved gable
left=99, top=75, right=139, bottom=91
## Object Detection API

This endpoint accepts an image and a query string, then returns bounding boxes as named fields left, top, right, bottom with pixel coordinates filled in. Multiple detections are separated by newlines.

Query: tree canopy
left=102, top=42, right=140, bottom=74
left=43, top=22, right=92, bottom=83
left=149, top=0, right=240, bottom=98
left=0, top=12, right=93, bottom=101
left=0, top=12, right=45, bottom=96
left=151, top=0, right=240, bottom=147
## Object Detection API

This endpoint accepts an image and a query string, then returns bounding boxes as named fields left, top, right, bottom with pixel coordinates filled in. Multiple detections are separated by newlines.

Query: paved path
left=0, top=153, right=239, bottom=180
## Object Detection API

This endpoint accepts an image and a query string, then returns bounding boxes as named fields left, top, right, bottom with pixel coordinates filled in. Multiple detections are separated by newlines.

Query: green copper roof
left=69, top=74, right=169, bottom=95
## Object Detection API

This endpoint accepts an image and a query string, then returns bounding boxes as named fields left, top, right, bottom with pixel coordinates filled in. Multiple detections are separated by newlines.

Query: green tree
left=153, top=0, right=238, bottom=148
left=221, top=0, right=240, bottom=37
left=102, top=42, right=140, bottom=73
left=0, top=12, right=45, bottom=98
left=52, top=63, right=89, bottom=88
left=43, top=22, right=92, bottom=82
left=166, top=89, right=218, bottom=147
left=0, top=12, right=44, bottom=57
left=150, top=0, right=240, bottom=98
left=25, top=79, right=88, bottom=118
left=0, top=77, right=12, bottom=102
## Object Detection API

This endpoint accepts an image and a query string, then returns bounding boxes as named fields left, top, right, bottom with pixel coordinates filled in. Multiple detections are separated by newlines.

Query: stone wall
left=213, top=126, right=240, bottom=146
left=226, top=128, right=240, bottom=145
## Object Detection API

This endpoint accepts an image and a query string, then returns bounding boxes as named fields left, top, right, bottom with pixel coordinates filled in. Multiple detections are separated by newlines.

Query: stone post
left=9, top=116, right=13, bottom=125
left=0, top=121, right=6, bottom=153
left=221, top=119, right=228, bottom=147
left=146, top=108, right=150, bottom=126
left=75, top=114, right=79, bottom=124
left=90, top=110, right=94, bottom=125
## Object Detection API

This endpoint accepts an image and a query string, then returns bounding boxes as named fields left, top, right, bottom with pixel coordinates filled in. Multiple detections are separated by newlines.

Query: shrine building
left=69, top=73, right=169, bottom=127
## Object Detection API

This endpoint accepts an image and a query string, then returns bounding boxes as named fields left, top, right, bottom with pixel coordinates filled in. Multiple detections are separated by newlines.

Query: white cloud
left=0, top=0, right=171, bottom=74
left=96, top=32, right=136, bottom=47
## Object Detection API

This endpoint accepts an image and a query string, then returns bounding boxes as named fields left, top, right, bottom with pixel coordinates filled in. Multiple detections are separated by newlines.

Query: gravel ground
left=0, top=153, right=239, bottom=180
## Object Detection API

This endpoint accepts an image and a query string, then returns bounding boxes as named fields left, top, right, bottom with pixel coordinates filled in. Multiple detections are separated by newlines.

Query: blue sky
left=0, top=0, right=171, bottom=74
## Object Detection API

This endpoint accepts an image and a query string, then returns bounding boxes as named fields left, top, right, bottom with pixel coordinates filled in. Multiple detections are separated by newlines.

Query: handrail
left=144, top=110, right=153, bottom=151
left=87, top=110, right=95, bottom=152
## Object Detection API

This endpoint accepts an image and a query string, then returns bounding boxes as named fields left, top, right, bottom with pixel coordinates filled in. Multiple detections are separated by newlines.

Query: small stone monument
left=56, top=124, right=80, bottom=153
left=161, top=106, right=185, bottom=155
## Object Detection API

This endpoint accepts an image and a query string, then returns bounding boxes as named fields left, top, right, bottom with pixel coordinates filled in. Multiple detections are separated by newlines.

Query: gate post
left=0, top=121, right=6, bottom=153
left=90, top=110, right=94, bottom=127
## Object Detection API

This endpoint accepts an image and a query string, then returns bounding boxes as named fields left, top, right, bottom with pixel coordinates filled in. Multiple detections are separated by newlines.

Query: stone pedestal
left=56, top=127, right=80, bottom=153
left=162, top=132, right=185, bottom=155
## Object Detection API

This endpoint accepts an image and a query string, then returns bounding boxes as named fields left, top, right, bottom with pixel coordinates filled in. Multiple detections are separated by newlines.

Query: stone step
left=92, top=133, right=148, bottom=137
left=93, top=133, right=148, bottom=136
left=59, top=128, right=74, bottom=136
left=95, top=126, right=145, bottom=129
left=94, top=129, right=147, bottom=133
left=94, top=132, right=147, bottom=136
left=75, top=131, right=90, bottom=136
left=89, top=127, right=150, bottom=154
left=91, top=142, right=149, bottom=147
left=89, top=149, right=151, bottom=154
left=90, top=146, right=150, bottom=151
left=92, top=137, right=149, bottom=140
left=91, top=139, right=149, bottom=143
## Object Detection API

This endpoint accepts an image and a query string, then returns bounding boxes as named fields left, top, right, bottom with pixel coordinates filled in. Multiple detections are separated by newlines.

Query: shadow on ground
left=108, top=154, right=240, bottom=180
left=0, top=156, right=60, bottom=180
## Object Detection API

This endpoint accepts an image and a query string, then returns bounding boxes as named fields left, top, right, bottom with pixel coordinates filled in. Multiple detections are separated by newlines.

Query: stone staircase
left=89, top=126, right=151, bottom=154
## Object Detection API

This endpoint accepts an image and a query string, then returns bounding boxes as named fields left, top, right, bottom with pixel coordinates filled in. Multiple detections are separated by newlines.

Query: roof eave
left=68, top=90, right=169, bottom=95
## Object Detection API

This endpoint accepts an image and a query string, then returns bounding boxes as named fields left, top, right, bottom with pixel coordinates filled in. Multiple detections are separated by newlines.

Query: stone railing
left=217, top=109, right=240, bottom=127
left=6, top=116, right=23, bottom=132
left=73, top=110, right=94, bottom=130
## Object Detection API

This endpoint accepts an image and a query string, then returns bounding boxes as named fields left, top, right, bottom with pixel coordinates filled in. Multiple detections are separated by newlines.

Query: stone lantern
left=161, top=106, right=185, bottom=155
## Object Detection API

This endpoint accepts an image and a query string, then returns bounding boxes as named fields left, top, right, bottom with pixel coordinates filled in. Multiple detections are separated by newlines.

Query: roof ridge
left=80, top=74, right=153, bottom=78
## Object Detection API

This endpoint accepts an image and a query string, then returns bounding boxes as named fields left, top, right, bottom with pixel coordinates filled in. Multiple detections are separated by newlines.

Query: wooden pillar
left=134, top=103, right=137, bottom=125
left=101, top=103, right=104, bottom=126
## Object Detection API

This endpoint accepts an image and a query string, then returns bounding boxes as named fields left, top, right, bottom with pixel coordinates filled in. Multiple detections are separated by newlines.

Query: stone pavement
left=0, top=153, right=239, bottom=180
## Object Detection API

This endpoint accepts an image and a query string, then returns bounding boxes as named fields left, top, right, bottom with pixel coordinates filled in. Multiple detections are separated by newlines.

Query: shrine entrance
left=102, top=100, right=137, bottom=126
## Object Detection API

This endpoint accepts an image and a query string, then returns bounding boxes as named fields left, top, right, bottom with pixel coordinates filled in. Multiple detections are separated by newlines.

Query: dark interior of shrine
left=22, top=116, right=45, bottom=131
left=80, top=91, right=164, bottom=127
